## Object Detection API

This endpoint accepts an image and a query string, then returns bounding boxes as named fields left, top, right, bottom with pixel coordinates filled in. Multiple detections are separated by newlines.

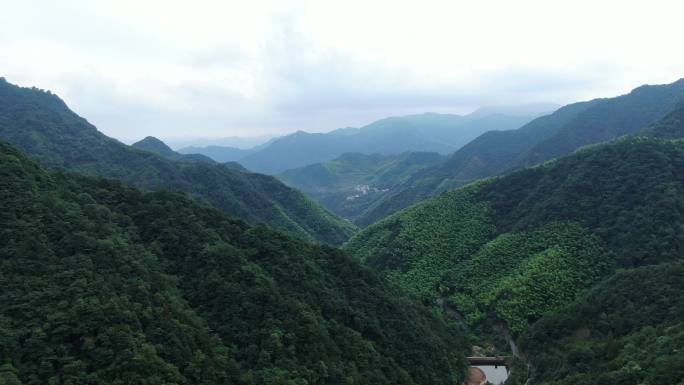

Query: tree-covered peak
left=132, top=136, right=176, bottom=156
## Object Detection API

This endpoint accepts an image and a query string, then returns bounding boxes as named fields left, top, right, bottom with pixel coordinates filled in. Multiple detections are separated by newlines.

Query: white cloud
left=1, top=0, right=684, bottom=142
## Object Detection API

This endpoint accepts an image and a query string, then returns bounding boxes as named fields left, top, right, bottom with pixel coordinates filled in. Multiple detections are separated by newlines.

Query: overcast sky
left=2, top=0, right=684, bottom=143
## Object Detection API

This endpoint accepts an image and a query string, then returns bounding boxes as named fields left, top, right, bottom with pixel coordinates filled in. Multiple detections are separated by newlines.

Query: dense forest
left=346, top=131, right=684, bottom=362
left=508, top=263, right=684, bottom=385
left=277, top=152, right=444, bottom=220
left=0, top=140, right=470, bottom=384
left=355, top=78, right=684, bottom=226
left=0, top=78, right=356, bottom=245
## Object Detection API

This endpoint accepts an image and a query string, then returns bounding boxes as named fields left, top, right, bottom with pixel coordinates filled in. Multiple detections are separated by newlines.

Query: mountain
left=177, top=144, right=255, bottom=162
left=0, top=78, right=355, bottom=245
left=237, top=113, right=534, bottom=174
left=277, top=152, right=445, bottom=220
left=507, top=263, right=684, bottom=385
left=515, top=79, right=684, bottom=167
left=0, top=140, right=469, bottom=384
left=132, top=135, right=185, bottom=158
left=356, top=78, right=684, bottom=227
left=132, top=136, right=215, bottom=163
left=345, top=132, right=684, bottom=360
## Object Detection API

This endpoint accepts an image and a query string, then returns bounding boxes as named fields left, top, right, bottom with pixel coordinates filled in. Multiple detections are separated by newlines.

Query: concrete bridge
left=467, top=356, right=510, bottom=369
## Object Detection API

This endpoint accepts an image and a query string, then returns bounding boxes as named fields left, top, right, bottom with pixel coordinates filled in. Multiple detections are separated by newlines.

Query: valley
left=277, top=152, right=445, bottom=220
left=2, top=75, right=684, bottom=384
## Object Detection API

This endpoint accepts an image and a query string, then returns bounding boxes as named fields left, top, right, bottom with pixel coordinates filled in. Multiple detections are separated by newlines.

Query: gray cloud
left=3, top=1, right=683, bottom=142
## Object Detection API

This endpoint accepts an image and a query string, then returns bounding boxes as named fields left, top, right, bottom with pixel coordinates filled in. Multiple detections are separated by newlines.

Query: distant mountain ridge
left=0, top=78, right=356, bottom=244
left=355, top=78, right=684, bottom=226
left=177, top=144, right=254, bottom=162
left=186, top=112, right=535, bottom=174
left=168, top=134, right=276, bottom=150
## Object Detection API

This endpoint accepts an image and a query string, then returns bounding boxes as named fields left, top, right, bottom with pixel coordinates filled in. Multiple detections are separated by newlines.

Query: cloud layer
left=2, top=0, right=684, bottom=142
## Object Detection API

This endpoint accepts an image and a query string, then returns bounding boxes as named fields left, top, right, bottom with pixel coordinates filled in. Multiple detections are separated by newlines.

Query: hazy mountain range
left=179, top=112, right=538, bottom=174
left=165, top=134, right=276, bottom=150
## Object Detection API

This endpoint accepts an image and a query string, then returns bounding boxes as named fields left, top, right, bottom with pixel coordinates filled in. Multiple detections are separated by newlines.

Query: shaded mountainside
left=345, top=136, right=684, bottom=352
left=0, top=141, right=469, bottom=385
left=641, top=100, right=684, bottom=139
left=238, top=113, right=534, bottom=174
left=356, top=78, right=684, bottom=227
left=0, top=78, right=355, bottom=244
left=277, top=152, right=445, bottom=220
left=508, top=263, right=684, bottom=385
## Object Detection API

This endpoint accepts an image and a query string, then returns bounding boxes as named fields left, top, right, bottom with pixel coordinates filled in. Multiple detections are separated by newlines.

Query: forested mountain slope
left=515, top=78, right=684, bottom=167
left=0, top=141, right=469, bottom=385
left=345, top=136, right=684, bottom=347
left=238, top=113, right=533, bottom=174
left=0, top=78, right=355, bottom=244
left=356, top=78, right=684, bottom=227
left=507, top=263, right=684, bottom=385
left=642, top=100, right=684, bottom=139
left=277, top=152, right=444, bottom=220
